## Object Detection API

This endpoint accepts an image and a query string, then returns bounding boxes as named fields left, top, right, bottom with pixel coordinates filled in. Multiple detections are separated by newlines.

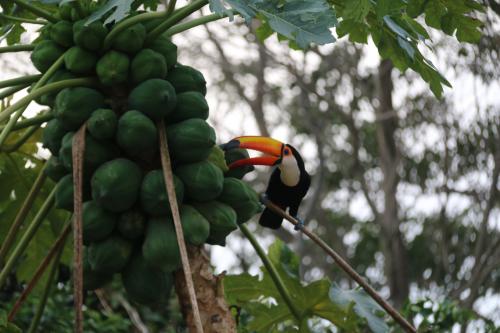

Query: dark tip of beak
left=219, top=139, right=240, bottom=151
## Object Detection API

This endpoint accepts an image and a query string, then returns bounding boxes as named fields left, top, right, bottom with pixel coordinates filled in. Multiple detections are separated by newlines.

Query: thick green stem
left=102, top=11, right=168, bottom=49
left=0, top=13, right=47, bottom=25
left=0, top=77, right=96, bottom=128
left=239, top=224, right=302, bottom=321
left=0, top=74, right=41, bottom=89
left=165, top=12, right=232, bottom=37
left=26, top=242, right=64, bottom=333
left=1, top=125, right=40, bottom=152
left=2, top=112, right=53, bottom=132
left=0, top=187, right=56, bottom=290
left=0, top=54, right=66, bottom=148
left=0, top=44, right=36, bottom=54
left=0, top=164, right=47, bottom=268
left=147, top=0, right=209, bottom=42
left=12, top=0, right=58, bottom=23
left=167, top=0, right=177, bottom=15
left=0, top=85, right=29, bottom=101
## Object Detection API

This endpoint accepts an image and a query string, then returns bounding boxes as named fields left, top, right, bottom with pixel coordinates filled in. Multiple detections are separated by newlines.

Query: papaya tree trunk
left=174, top=245, right=236, bottom=333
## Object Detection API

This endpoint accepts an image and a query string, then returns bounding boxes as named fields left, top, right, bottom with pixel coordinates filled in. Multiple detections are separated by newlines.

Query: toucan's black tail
left=259, top=208, right=283, bottom=229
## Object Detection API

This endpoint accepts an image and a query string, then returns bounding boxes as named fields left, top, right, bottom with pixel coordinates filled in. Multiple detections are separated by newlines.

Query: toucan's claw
left=293, top=217, right=305, bottom=231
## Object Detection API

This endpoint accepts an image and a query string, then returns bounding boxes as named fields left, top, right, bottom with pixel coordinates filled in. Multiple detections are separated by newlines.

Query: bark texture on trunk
left=375, top=59, right=409, bottom=308
left=175, top=245, right=236, bottom=333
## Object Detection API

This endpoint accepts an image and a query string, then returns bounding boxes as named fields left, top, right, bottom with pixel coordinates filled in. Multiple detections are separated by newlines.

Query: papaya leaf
left=245, top=302, right=294, bottom=332
left=0, top=310, right=22, bottom=333
left=223, top=272, right=280, bottom=304
left=329, top=283, right=389, bottom=333
left=86, top=0, right=134, bottom=25
left=210, top=0, right=337, bottom=49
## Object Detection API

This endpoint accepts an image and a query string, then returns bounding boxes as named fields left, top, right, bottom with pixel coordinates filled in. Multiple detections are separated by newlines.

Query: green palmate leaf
left=246, top=302, right=294, bottom=332
left=330, top=283, right=389, bottom=333
left=210, top=0, right=337, bottom=49
left=224, top=272, right=279, bottom=304
left=86, top=0, right=134, bottom=25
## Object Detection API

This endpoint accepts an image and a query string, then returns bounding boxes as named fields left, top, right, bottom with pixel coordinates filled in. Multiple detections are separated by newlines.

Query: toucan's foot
left=293, top=217, right=305, bottom=231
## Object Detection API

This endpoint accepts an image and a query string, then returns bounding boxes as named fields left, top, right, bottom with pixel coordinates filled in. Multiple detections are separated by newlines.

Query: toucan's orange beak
left=221, top=136, right=284, bottom=169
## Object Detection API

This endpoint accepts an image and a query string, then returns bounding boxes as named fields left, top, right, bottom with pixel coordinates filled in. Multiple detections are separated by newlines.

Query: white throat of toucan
left=278, top=147, right=300, bottom=187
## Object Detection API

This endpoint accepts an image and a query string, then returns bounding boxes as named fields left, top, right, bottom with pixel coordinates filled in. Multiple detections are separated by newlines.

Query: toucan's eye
left=284, top=149, right=290, bottom=156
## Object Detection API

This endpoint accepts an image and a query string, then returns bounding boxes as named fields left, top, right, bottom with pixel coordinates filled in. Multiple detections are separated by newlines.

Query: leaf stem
left=3, top=112, right=54, bottom=132
left=102, top=11, right=168, bottom=50
left=26, top=238, right=65, bottom=333
left=0, top=84, right=29, bottom=100
left=0, top=164, right=47, bottom=268
left=1, top=125, right=41, bottom=153
left=0, top=13, right=48, bottom=25
left=0, top=74, right=41, bottom=89
left=166, top=0, right=177, bottom=15
left=147, top=0, right=209, bottom=42
left=239, top=224, right=302, bottom=321
left=8, top=222, right=71, bottom=322
left=165, top=11, right=233, bottom=37
left=11, top=0, right=58, bottom=23
left=0, top=44, right=36, bottom=54
left=0, top=77, right=96, bottom=136
left=0, top=187, right=56, bottom=290
left=0, top=54, right=66, bottom=148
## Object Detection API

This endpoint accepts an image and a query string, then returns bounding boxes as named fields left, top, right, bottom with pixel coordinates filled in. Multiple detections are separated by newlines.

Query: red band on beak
left=229, top=156, right=279, bottom=169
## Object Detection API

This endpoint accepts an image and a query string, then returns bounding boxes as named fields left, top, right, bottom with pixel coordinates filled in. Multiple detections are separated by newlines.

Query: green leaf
left=246, top=302, right=294, bottom=332
left=455, top=15, right=482, bottom=43
left=406, top=0, right=426, bottom=18
left=337, top=19, right=369, bottom=43
left=330, top=283, right=389, bottom=333
left=224, top=273, right=279, bottom=304
left=210, top=0, right=337, bottom=49
left=342, top=0, right=371, bottom=22
left=86, top=0, right=134, bottom=25
left=424, top=1, right=447, bottom=29
left=268, top=238, right=300, bottom=279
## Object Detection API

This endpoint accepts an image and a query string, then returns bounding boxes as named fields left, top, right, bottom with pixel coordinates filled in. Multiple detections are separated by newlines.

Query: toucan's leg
left=293, top=216, right=305, bottom=231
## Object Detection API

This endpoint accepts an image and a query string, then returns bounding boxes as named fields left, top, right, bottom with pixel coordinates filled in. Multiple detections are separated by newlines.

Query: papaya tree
left=0, top=0, right=489, bottom=332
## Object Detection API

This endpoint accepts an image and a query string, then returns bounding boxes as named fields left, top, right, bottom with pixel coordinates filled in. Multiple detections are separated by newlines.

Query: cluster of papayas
left=36, top=2, right=261, bottom=306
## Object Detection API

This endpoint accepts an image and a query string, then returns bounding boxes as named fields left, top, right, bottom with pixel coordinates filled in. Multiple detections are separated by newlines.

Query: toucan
left=221, top=136, right=311, bottom=230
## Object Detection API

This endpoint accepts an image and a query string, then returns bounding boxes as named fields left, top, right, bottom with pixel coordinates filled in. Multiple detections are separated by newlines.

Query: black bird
left=221, top=136, right=311, bottom=230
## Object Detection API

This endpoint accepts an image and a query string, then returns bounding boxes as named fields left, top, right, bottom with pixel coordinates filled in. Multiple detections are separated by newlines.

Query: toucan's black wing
left=288, top=171, right=311, bottom=217
left=259, top=168, right=286, bottom=228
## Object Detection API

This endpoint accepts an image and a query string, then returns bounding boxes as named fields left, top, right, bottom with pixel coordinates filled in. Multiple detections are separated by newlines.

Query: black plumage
left=259, top=145, right=311, bottom=229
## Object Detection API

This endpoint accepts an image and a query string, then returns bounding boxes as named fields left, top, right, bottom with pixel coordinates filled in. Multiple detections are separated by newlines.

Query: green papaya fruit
left=38, top=70, right=77, bottom=107
left=42, top=118, right=67, bottom=155
left=64, top=46, right=97, bottom=74
left=58, top=3, right=73, bottom=21
left=146, top=36, right=177, bottom=69
left=175, top=161, right=223, bottom=202
left=112, top=23, right=146, bottom=54
left=96, top=50, right=130, bottom=86
left=142, top=216, right=181, bottom=272
left=180, top=205, right=210, bottom=246
left=49, top=20, right=73, bottom=47
left=117, top=209, right=146, bottom=239
left=44, top=156, right=68, bottom=182
left=128, top=79, right=177, bottom=120
left=59, top=132, right=119, bottom=171
left=218, top=177, right=262, bottom=224
left=224, top=148, right=254, bottom=179
left=83, top=200, right=117, bottom=243
left=73, top=19, right=107, bottom=51
left=130, top=48, right=167, bottom=84
left=30, top=40, right=65, bottom=73
left=167, top=64, right=206, bottom=95
left=55, top=174, right=74, bottom=211
left=54, top=87, right=105, bottom=130
left=122, top=252, right=173, bottom=305
left=170, top=91, right=209, bottom=123
left=91, top=158, right=143, bottom=212
left=207, top=146, right=229, bottom=173
left=116, top=110, right=157, bottom=158
left=193, top=201, right=237, bottom=246
left=83, top=247, right=112, bottom=291
left=88, top=235, right=132, bottom=274
left=87, top=108, right=117, bottom=140
left=166, top=119, right=215, bottom=163
left=140, top=170, right=184, bottom=216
